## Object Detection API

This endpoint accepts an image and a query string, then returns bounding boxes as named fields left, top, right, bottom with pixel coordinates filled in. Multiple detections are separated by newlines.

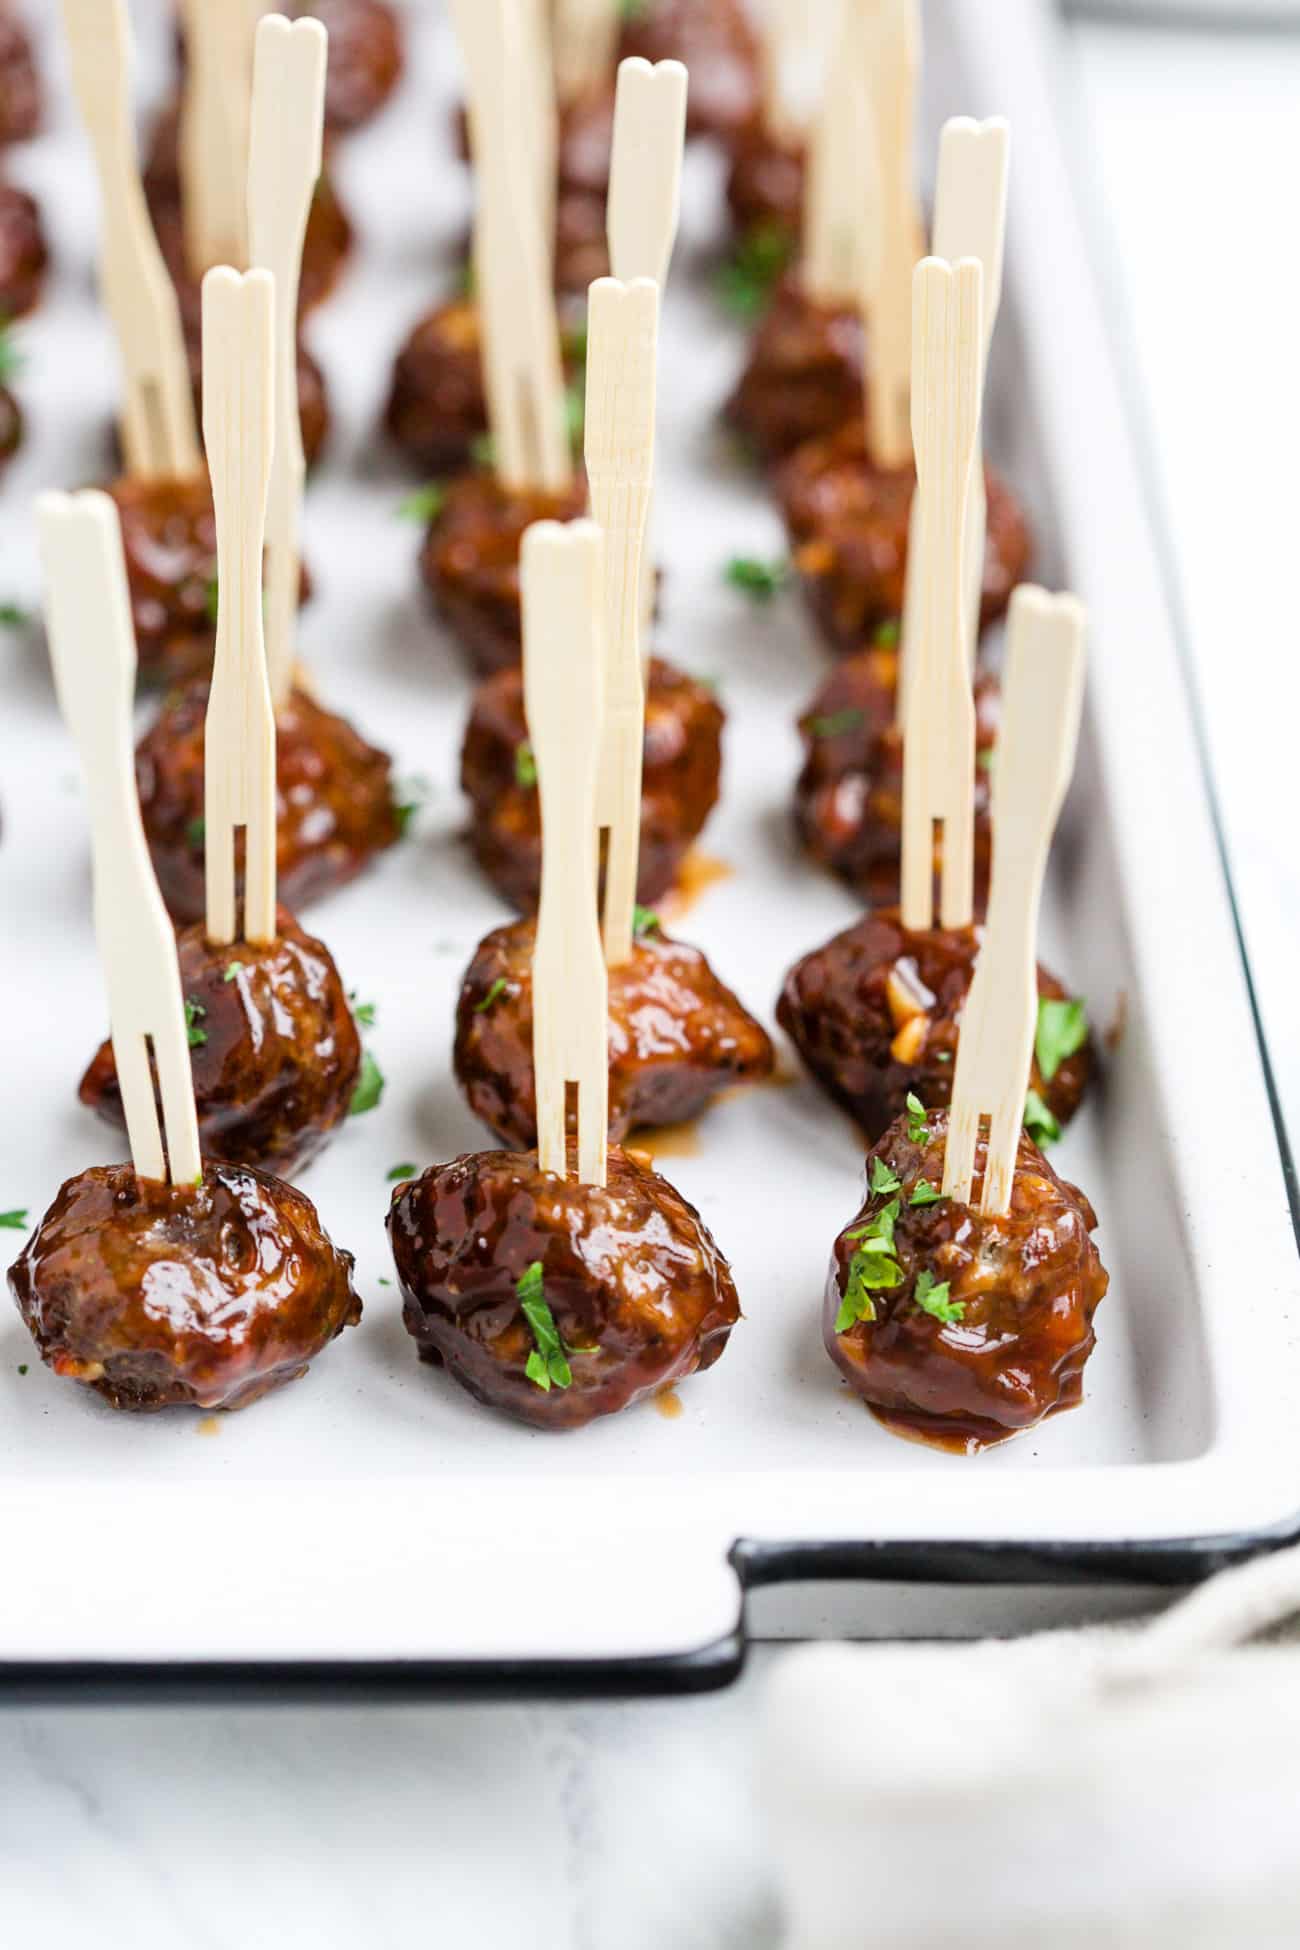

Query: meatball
left=79, top=907, right=363, bottom=1177
left=793, top=646, right=998, bottom=904
left=388, top=1144, right=740, bottom=1429
left=454, top=916, right=774, bottom=1146
left=460, top=656, right=723, bottom=910
left=724, top=121, right=803, bottom=254
left=384, top=297, right=488, bottom=475
left=825, top=1107, right=1108, bottom=1450
left=0, top=7, right=39, bottom=146
left=143, top=103, right=352, bottom=317
left=777, top=907, right=1091, bottom=1145
left=775, top=420, right=1033, bottom=654
left=0, top=179, right=46, bottom=320
left=419, top=468, right=589, bottom=676
left=619, top=0, right=761, bottom=145
left=9, top=1161, right=361, bottom=1412
left=294, top=0, right=403, bottom=135
left=136, top=679, right=401, bottom=923
left=725, top=276, right=863, bottom=463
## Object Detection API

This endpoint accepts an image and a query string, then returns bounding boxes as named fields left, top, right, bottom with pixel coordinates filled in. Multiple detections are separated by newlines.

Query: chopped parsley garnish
left=0, top=600, right=27, bottom=628
left=349, top=1049, right=385, bottom=1116
left=351, top=998, right=377, bottom=1029
left=976, top=748, right=996, bottom=775
left=397, top=481, right=447, bottom=524
left=205, top=576, right=220, bottom=625
left=470, top=431, right=495, bottom=469
left=874, top=619, right=901, bottom=648
left=905, top=1092, right=929, bottom=1143
left=185, top=998, right=207, bottom=1048
left=869, top=1156, right=901, bottom=1196
left=807, top=708, right=863, bottom=739
left=0, top=1209, right=28, bottom=1230
left=223, top=961, right=244, bottom=983
left=1035, top=997, right=1088, bottom=1083
left=909, top=1180, right=943, bottom=1208
left=1024, top=1088, right=1061, bottom=1148
left=834, top=1198, right=903, bottom=1333
left=517, top=1260, right=586, bottom=1391
left=0, top=320, right=20, bottom=387
left=185, top=815, right=206, bottom=849
left=565, top=374, right=585, bottom=449
left=725, top=555, right=790, bottom=602
left=715, top=222, right=794, bottom=320
left=392, top=774, right=430, bottom=837
left=619, top=0, right=650, bottom=19
left=475, top=977, right=508, bottom=1013
left=514, top=741, right=537, bottom=789
left=632, top=905, right=661, bottom=938
left=914, top=1270, right=964, bottom=1324
left=16, top=1364, right=27, bottom=1375
left=386, top=1163, right=416, bottom=1181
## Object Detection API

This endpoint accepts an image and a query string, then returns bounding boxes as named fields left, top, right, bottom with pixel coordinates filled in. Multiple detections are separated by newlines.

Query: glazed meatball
left=825, top=1107, right=1108, bottom=1450
left=136, top=679, right=401, bottom=923
left=385, top=297, right=489, bottom=475
left=777, top=907, right=1091, bottom=1145
left=455, top=917, right=774, bottom=1146
left=9, top=1161, right=361, bottom=1412
left=793, top=646, right=998, bottom=904
left=144, top=103, right=352, bottom=317
left=295, top=0, right=403, bottom=135
left=724, top=121, right=803, bottom=255
left=79, top=907, right=363, bottom=1177
left=419, top=469, right=589, bottom=676
left=619, top=0, right=761, bottom=145
left=0, top=6, right=39, bottom=146
left=775, top=420, right=1032, bottom=654
left=725, top=276, right=864, bottom=463
left=0, top=180, right=46, bottom=320
left=461, top=656, right=723, bottom=910
left=388, top=1144, right=740, bottom=1429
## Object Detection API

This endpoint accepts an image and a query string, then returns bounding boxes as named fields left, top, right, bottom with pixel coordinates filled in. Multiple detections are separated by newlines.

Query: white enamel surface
left=0, top=0, right=1297, bottom=1673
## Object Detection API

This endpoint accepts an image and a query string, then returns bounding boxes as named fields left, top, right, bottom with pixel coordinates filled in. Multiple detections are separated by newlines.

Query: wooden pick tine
left=864, top=0, right=924, bottom=470
left=554, top=0, right=620, bottom=108
left=247, top=12, right=327, bottom=710
left=585, top=277, right=659, bottom=968
left=932, top=116, right=1010, bottom=664
left=607, top=57, right=688, bottom=286
left=178, top=0, right=253, bottom=276
left=523, top=520, right=609, bottom=1188
left=943, top=586, right=1087, bottom=1214
left=803, top=0, right=878, bottom=309
left=449, top=0, right=571, bottom=494
left=38, top=490, right=203, bottom=1188
left=202, top=267, right=277, bottom=950
left=60, top=0, right=200, bottom=481
left=900, top=256, right=983, bottom=934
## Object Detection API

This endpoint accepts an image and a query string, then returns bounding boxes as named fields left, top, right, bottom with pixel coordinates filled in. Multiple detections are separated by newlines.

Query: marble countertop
left=7, top=9, right=1297, bottom=1946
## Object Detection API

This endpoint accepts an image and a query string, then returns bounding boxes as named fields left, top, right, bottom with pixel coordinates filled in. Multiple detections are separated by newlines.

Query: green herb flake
left=0, top=600, right=27, bottom=628
left=905, top=1092, right=929, bottom=1144
left=397, top=481, right=448, bottom=524
left=909, top=1180, right=943, bottom=1208
left=378, top=1276, right=392, bottom=1286
left=715, top=222, right=794, bottom=320
left=632, top=905, right=661, bottom=938
left=204, top=576, right=220, bottom=625
left=517, top=1261, right=579, bottom=1392
left=807, top=708, right=863, bottom=740
left=223, top=961, right=244, bottom=984
left=869, top=1156, right=901, bottom=1196
left=0, top=1209, right=28, bottom=1230
left=0, top=320, right=20, bottom=388
left=186, top=815, right=206, bottom=849
left=392, top=775, right=430, bottom=837
left=835, top=1198, right=903, bottom=1333
left=725, top=555, right=790, bottom=602
left=976, top=748, right=996, bottom=775
left=564, top=375, right=585, bottom=449
left=387, top=1163, right=416, bottom=1182
left=470, top=430, right=496, bottom=469
left=349, top=1049, right=385, bottom=1116
left=914, top=1270, right=964, bottom=1325
left=1035, top=996, right=1088, bottom=1084
left=619, top=0, right=650, bottom=19
left=874, top=618, right=901, bottom=649
left=475, top=976, right=508, bottom=1014
left=514, top=740, right=537, bottom=789
left=351, top=998, right=377, bottom=1029
left=185, top=998, right=207, bottom=1048
left=17, top=1364, right=27, bottom=1375
left=1024, top=1087, right=1061, bottom=1149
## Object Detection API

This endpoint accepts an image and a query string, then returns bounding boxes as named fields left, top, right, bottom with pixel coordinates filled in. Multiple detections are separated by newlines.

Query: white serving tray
left=1, top=0, right=1297, bottom=1694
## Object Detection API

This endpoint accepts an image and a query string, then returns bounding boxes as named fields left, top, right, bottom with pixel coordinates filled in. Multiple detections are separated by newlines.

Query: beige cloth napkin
left=762, top=1544, right=1300, bottom=1949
